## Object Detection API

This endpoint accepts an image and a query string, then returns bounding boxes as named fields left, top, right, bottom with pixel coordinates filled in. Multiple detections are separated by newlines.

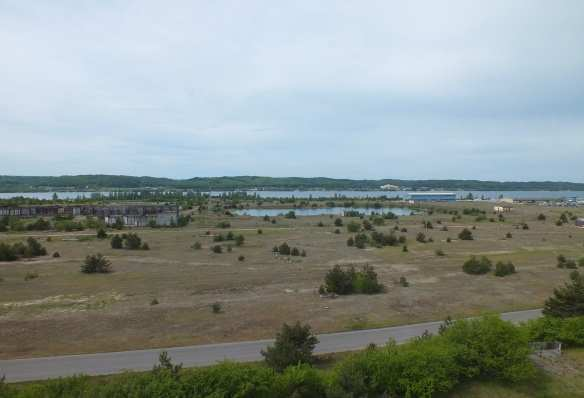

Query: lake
left=233, top=207, right=414, bottom=217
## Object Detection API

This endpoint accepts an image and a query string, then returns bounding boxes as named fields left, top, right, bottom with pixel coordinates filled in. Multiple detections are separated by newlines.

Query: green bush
left=81, top=254, right=112, bottom=274
left=526, top=316, right=584, bottom=347
left=346, top=221, right=360, bottom=233
left=494, top=261, right=516, bottom=277
left=462, top=256, right=492, bottom=275
left=442, top=315, right=535, bottom=382
left=458, top=228, right=474, bottom=240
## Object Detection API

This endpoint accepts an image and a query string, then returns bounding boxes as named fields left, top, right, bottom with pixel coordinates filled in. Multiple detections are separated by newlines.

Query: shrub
left=24, top=271, right=39, bottom=281
left=354, top=233, right=368, bottom=249
left=435, top=249, right=445, bottom=256
left=346, top=221, right=360, bottom=233
left=346, top=237, right=354, bottom=247
left=300, top=250, right=306, bottom=257
left=291, top=247, right=300, bottom=256
left=494, top=261, right=516, bottom=277
left=141, top=242, right=150, bottom=250
left=123, top=233, right=143, bottom=250
left=446, top=237, right=452, bottom=243
left=278, top=242, right=291, bottom=255
left=458, top=228, right=474, bottom=240
left=150, top=298, right=159, bottom=306
left=191, top=241, right=202, bottom=250
left=52, top=251, right=60, bottom=258
left=216, top=221, right=231, bottom=228
left=362, top=220, right=373, bottom=231
left=505, top=232, right=513, bottom=239
left=399, top=276, right=409, bottom=287
left=96, top=228, right=108, bottom=239
left=462, top=256, right=492, bottom=275
left=442, top=315, right=535, bottom=382
left=238, top=255, right=245, bottom=262
left=261, top=322, right=318, bottom=371
left=226, top=245, right=233, bottom=252
left=579, top=257, right=584, bottom=267
left=526, top=316, right=584, bottom=347
left=402, top=245, right=408, bottom=252
left=522, top=223, right=529, bottom=230
left=285, top=211, right=296, bottom=219
left=334, top=218, right=343, bottom=227
left=211, top=245, right=223, bottom=254
left=257, top=229, right=263, bottom=234
left=543, top=271, right=584, bottom=317
left=334, top=228, right=340, bottom=234
left=416, top=232, right=426, bottom=243
left=235, top=234, right=245, bottom=246
left=110, top=235, right=123, bottom=249
left=211, top=302, right=222, bottom=314
left=537, top=213, right=546, bottom=221
left=81, top=254, right=112, bottom=274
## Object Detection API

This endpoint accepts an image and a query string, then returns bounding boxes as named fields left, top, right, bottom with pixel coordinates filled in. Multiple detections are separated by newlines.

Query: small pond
left=233, top=207, right=413, bottom=217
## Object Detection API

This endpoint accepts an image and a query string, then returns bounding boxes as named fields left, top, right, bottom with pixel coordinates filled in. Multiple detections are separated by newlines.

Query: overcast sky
left=1, top=1, right=583, bottom=181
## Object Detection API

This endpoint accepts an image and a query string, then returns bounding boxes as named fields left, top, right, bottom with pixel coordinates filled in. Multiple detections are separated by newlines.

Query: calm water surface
left=234, top=207, right=413, bottom=217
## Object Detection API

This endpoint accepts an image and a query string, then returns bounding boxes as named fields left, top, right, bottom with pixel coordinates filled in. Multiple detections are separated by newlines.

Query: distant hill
left=1, top=175, right=583, bottom=192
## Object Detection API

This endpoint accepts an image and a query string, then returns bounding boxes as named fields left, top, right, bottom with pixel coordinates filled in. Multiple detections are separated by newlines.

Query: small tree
left=279, top=242, right=291, bottom=255
left=291, top=247, right=300, bottom=256
left=334, top=218, right=343, bottom=227
left=261, top=322, right=319, bottom=371
left=96, top=228, right=108, bottom=239
left=543, top=271, right=584, bottom=317
left=111, top=235, right=123, bottom=249
left=211, top=245, right=223, bottom=253
left=81, top=254, right=112, bottom=274
left=458, top=228, right=474, bottom=240
left=235, top=234, right=245, bottom=246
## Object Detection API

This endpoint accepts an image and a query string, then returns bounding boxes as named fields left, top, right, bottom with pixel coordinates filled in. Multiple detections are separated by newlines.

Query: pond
left=233, top=207, right=413, bottom=217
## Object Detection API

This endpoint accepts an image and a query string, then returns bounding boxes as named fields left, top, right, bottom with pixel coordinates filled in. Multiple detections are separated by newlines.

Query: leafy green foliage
left=261, top=322, right=319, bottom=372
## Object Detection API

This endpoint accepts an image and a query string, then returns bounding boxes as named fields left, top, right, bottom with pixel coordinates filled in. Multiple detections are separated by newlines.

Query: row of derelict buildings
left=0, top=204, right=179, bottom=227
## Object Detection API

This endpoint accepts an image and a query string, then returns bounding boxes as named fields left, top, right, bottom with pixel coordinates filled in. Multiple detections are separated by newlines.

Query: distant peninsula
left=1, top=175, right=584, bottom=192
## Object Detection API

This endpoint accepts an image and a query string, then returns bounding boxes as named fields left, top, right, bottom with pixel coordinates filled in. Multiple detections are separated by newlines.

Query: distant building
left=380, top=184, right=400, bottom=191
left=0, top=204, right=179, bottom=227
left=494, top=204, right=513, bottom=213
left=407, top=192, right=457, bottom=202
left=576, top=218, right=584, bottom=228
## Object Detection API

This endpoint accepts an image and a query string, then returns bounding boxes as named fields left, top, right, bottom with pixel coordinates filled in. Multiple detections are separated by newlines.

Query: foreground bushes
left=0, top=316, right=536, bottom=398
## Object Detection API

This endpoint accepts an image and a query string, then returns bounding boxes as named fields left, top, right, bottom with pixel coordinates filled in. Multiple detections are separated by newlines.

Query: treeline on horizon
left=1, top=175, right=584, bottom=192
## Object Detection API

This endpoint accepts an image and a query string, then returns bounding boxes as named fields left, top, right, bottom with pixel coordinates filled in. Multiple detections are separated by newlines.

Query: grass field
left=1, top=200, right=583, bottom=359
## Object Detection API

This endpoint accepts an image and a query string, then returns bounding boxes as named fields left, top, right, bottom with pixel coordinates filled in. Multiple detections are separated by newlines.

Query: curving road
left=0, top=309, right=542, bottom=383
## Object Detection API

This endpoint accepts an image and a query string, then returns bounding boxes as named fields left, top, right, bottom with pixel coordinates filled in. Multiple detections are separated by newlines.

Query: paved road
left=0, top=309, right=542, bottom=383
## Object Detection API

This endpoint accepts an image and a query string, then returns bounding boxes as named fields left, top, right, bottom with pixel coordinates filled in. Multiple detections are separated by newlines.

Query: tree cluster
left=323, top=264, right=384, bottom=295
left=111, top=233, right=149, bottom=250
